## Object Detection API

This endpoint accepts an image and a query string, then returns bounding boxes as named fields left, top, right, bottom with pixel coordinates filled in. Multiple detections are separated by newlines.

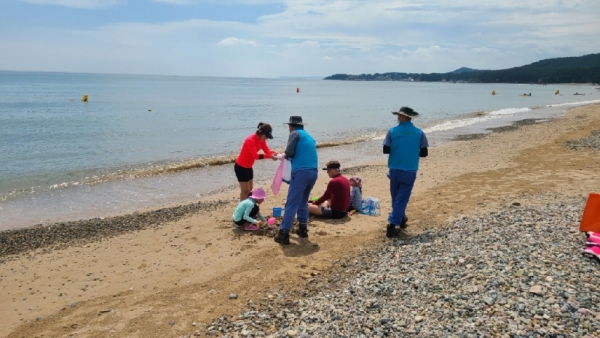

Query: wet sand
left=1, top=104, right=600, bottom=337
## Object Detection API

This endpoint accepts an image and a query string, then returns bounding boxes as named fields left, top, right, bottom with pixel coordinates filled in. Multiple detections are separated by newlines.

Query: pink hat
left=350, top=176, right=362, bottom=188
left=250, top=187, right=267, bottom=200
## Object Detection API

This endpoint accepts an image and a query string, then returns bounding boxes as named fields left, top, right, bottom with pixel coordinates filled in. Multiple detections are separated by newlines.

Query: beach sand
left=1, top=104, right=599, bottom=337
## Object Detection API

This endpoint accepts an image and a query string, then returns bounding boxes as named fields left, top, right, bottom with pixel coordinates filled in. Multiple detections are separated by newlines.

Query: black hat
left=392, top=106, right=419, bottom=118
left=285, top=115, right=305, bottom=126
left=322, top=160, right=341, bottom=171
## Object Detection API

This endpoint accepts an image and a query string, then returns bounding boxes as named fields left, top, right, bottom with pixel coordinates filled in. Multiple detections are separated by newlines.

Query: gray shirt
left=285, top=130, right=300, bottom=158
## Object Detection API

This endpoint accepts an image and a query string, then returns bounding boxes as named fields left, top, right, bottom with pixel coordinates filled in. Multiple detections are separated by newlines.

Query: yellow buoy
left=555, top=89, right=559, bottom=95
left=492, top=90, right=496, bottom=95
left=81, top=94, right=88, bottom=102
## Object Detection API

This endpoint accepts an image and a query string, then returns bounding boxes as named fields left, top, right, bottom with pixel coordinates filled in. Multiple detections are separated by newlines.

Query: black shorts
left=320, top=207, right=348, bottom=219
left=234, top=163, right=253, bottom=182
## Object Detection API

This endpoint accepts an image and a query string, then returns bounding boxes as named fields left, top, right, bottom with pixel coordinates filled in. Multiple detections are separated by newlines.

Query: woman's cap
left=392, top=106, right=419, bottom=118
left=250, top=187, right=267, bottom=200
left=285, top=115, right=305, bottom=126
left=258, top=123, right=273, bottom=139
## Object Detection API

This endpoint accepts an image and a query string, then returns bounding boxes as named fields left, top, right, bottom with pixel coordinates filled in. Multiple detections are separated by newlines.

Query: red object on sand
left=580, top=192, right=600, bottom=233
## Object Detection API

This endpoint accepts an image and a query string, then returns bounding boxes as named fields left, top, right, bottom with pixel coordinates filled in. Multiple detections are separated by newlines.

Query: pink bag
left=271, top=158, right=285, bottom=195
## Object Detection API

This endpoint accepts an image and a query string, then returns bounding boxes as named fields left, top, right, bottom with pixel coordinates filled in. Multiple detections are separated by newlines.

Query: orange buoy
left=296, top=88, right=300, bottom=93
left=580, top=192, right=600, bottom=233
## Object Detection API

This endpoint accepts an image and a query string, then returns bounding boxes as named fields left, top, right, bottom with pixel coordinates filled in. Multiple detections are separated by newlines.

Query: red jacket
left=235, top=134, right=276, bottom=169
left=314, top=174, right=351, bottom=212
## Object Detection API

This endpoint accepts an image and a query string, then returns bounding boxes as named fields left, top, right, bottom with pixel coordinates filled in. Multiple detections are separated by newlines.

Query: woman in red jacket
left=235, top=123, right=278, bottom=200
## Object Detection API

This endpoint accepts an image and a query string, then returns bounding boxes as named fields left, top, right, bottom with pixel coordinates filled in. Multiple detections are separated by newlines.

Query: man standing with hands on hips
left=383, top=106, right=429, bottom=238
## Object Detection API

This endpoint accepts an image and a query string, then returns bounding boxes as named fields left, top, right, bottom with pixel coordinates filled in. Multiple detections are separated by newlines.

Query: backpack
left=360, top=197, right=380, bottom=216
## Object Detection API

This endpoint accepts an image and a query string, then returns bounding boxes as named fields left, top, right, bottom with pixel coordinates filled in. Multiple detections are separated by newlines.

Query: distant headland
left=324, top=53, right=600, bottom=84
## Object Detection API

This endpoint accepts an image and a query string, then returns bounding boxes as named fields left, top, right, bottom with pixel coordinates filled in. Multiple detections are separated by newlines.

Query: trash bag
left=360, top=197, right=380, bottom=216
left=282, top=158, right=292, bottom=183
left=271, top=159, right=285, bottom=195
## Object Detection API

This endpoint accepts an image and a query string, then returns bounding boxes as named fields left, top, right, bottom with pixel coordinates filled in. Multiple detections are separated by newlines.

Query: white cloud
left=287, top=40, right=320, bottom=48
left=21, top=0, right=119, bottom=9
left=217, top=37, right=258, bottom=47
left=5, top=0, right=600, bottom=77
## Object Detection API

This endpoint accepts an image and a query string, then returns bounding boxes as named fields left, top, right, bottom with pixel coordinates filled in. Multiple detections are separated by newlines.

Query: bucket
left=272, top=207, right=283, bottom=217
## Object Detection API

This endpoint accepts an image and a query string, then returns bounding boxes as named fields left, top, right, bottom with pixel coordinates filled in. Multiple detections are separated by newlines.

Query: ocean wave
left=488, top=107, right=531, bottom=116
left=547, top=99, right=600, bottom=107
left=422, top=107, right=530, bottom=133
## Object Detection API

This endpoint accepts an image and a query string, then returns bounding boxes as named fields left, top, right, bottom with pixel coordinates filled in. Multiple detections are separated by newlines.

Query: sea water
left=1, top=71, right=598, bottom=230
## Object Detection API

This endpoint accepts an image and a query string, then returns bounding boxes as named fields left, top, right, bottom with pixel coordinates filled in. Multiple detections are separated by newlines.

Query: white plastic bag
left=282, top=158, right=292, bottom=183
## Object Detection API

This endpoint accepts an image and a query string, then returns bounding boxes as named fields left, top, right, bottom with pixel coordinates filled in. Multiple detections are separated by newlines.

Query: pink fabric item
left=243, top=223, right=259, bottom=231
left=586, top=232, right=600, bottom=246
left=582, top=245, right=600, bottom=259
left=271, top=158, right=285, bottom=196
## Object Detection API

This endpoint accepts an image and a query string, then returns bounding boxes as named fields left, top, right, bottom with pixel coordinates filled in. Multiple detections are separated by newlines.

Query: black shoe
left=296, top=224, right=308, bottom=238
left=386, top=224, right=399, bottom=238
left=400, top=216, right=409, bottom=229
left=274, top=230, right=290, bottom=245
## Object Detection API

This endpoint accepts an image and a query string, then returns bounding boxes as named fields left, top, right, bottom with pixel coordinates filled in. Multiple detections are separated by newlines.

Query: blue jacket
left=285, top=127, right=318, bottom=172
left=385, top=122, right=425, bottom=171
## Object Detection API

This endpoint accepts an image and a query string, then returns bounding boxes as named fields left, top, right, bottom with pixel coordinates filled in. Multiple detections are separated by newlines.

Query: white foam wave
left=488, top=107, right=531, bottom=116
left=423, top=116, right=490, bottom=133
left=422, top=107, right=531, bottom=133
left=547, top=99, right=600, bottom=108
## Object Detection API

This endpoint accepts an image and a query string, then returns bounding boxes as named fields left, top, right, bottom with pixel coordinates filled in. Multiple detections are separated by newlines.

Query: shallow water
left=1, top=71, right=599, bottom=229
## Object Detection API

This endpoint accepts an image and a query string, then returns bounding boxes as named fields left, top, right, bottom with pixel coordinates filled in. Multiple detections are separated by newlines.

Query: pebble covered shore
left=205, top=195, right=599, bottom=338
left=0, top=199, right=233, bottom=259
left=565, top=130, right=600, bottom=151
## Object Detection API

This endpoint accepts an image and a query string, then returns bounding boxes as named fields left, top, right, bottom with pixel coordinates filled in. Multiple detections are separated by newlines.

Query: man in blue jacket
left=275, top=116, right=318, bottom=245
left=383, top=107, right=429, bottom=238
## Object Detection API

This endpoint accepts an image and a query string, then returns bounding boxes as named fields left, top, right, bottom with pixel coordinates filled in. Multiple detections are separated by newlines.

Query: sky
left=0, top=0, right=599, bottom=78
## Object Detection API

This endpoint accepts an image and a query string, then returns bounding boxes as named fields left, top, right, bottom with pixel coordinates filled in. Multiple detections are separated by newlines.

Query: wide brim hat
left=285, top=115, right=306, bottom=126
left=392, top=106, right=419, bottom=118
left=250, top=187, right=267, bottom=200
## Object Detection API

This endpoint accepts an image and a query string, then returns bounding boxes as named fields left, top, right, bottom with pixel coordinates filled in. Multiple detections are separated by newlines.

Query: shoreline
left=1, top=104, right=600, bottom=337
left=2, top=98, right=596, bottom=231
left=0, top=116, right=563, bottom=259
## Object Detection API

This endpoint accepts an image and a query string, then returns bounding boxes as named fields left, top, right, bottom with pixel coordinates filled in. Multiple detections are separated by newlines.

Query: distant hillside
left=324, top=53, right=600, bottom=84
left=450, top=67, right=480, bottom=74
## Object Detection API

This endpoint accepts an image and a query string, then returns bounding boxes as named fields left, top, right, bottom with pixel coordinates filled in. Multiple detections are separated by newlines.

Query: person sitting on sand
left=234, top=123, right=278, bottom=201
left=348, top=176, right=363, bottom=214
left=308, top=161, right=350, bottom=219
left=232, top=187, right=267, bottom=231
